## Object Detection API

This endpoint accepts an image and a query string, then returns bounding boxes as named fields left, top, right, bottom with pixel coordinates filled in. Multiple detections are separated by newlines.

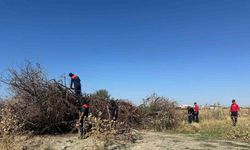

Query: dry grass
left=0, top=133, right=14, bottom=150
left=176, top=108, right=250, bottom=142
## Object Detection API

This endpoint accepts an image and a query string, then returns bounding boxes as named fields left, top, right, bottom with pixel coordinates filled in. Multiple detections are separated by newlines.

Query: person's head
left=232, top=99, right=236, bottom=104
left=69, top=73, right=74, bottom=77
left=194, top=102, right=197, bottom=105
left=110, top=100, right=115, bottom=106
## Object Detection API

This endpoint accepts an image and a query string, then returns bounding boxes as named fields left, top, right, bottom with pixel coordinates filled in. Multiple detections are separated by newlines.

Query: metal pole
left=64, top=73, right=66, bottom=87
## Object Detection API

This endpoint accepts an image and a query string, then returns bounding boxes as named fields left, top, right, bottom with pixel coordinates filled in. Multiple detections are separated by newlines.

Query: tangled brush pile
left=0, top=62, right=142, bottom=136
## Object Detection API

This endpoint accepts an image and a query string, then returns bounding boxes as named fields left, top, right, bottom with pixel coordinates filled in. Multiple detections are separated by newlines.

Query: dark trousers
left=188, top=114, right=193, bottom=123
left=231, top=112, right=238, bottom=126
left=79, top=118, right=85, bottom=137
left=74, top=85, right=81, bottom=96
left=111, top=111, right=118, bottom=121
left=74, top=86, right=82, bottom=110
left=194, top=112, right=199, bottom=123
left=79, top=108, right=89, bottom=137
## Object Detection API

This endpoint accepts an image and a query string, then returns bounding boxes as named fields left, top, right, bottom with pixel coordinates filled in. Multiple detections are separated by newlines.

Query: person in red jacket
left=78, top=95, right=90, bottom=139
left=193, top=102, right=200, bottom=123
left=230, top=99, right=240, bottom=126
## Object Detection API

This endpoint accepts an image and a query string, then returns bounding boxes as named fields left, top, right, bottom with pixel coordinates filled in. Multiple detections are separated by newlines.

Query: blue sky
left=0, top=0, right=250, bottom=106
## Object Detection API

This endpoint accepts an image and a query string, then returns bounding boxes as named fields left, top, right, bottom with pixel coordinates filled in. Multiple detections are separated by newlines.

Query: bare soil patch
left=12, top=131, right=250, bottom=150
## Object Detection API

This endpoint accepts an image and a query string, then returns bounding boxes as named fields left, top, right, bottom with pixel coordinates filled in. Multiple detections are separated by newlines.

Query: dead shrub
left=0, top=62, right=78, bottom=134
left=139, top=93, right=182, bottom=131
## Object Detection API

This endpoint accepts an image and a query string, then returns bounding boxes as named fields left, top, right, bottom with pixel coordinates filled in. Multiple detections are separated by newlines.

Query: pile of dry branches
left=0, top=62, right=142, bottom=136
left=0, top=62, right=182, bottom=142
left=81, top=114, right=141, bottom=143
left=89, top=97, right=142, bottom=128
left=139, top=93, right=183, bottom=131
left=0, top=63, right=79, bottom=134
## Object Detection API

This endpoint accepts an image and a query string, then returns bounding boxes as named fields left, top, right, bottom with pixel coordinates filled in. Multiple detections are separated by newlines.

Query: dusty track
left=13, top=131, right=250, bottom=150
left=131, top=131, right=250, bottom=150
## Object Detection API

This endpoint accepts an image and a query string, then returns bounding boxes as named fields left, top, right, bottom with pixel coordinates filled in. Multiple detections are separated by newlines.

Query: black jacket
left=70, top=75, right=81, bottom=89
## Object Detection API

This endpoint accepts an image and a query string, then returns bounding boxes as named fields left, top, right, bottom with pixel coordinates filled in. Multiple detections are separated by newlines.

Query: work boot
left=79, top=122, right=84, bottom=138
left=79, top=130, right=85, bottom=139
left=233, top=120, right=236, bottom=126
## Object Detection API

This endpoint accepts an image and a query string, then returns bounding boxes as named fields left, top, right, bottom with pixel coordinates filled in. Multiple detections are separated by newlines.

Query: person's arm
left=70, top=78, right=73, bottom=89
left=113, top=107, right=118, bottom=120
left=237, top=104, right=240, bottom=117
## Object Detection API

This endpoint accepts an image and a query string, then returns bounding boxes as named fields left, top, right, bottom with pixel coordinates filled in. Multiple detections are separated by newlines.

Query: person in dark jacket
left=230, top=99, right=240, bottom=126
left=187, top=106, right=194, bottom=123
left=79, top=95, right=90, bottom=138
left=69, top=73, right=81, bottom=96
left=69, top=73, right=82, bottom=109
left=109, top=100, right=119, bottom=121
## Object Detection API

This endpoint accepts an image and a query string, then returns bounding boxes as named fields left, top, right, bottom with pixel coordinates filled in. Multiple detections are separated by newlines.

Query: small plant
left=0, top=133, right=14, bottom=150
left=44, top=145, right=54, bottom=150
left=91, top=89, right=111, bottom=101
left=102, top=135, right=127, bottom=150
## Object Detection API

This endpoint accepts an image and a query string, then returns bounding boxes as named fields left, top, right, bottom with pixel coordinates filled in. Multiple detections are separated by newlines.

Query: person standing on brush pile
left=109, top=100, right=119, bottom=122
left=187, top=106, right=194, bottom=123
left=193, top=102, right=200, bottom=123
left=230, top=99, right=240, bottom=126
left=69, top=73, right=81, bottom=97
left=78, top=95, right=90, bottom=138
left=69, top=73, right=82, bottom=109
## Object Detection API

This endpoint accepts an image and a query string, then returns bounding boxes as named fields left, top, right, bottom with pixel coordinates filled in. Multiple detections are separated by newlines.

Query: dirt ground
left=131, top=131, right=250, bottom=150
left=12, top=131, right=250, bottom=150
